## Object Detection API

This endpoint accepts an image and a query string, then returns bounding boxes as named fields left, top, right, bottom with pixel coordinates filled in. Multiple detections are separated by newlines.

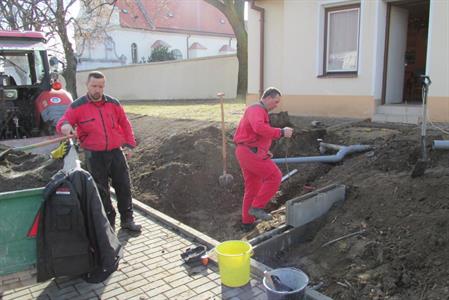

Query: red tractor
left=0, top=31, right=72, bottom=140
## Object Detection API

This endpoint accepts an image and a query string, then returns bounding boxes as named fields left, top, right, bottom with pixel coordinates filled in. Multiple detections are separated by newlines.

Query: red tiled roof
left=219, top=44, right=235, bottom=52
left=189, top=42, right=207, bottom=50
left=116, top=0, right=234, bottom=36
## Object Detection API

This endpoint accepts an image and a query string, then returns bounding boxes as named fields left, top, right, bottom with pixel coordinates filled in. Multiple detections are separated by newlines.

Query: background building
left=76, top=0, right=236, bottom=71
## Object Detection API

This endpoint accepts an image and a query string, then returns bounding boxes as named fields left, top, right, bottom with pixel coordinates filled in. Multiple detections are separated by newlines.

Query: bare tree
left=74, top=0, right=118, bottom=58
left=203, top=0, right=247, bottom=101
left=0, top=0, right=47, bottom=31
left=0, top=0, right=117, bottom=99
left=51, top=0, right=79, bottom=98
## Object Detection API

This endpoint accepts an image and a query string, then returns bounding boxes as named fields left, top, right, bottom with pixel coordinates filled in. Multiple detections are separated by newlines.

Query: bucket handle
left=267, top=267, right=321, bottom=290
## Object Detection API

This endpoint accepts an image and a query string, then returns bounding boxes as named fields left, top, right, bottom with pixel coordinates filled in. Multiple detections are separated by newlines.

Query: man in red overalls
left=234, top=87, right=293, bottom=231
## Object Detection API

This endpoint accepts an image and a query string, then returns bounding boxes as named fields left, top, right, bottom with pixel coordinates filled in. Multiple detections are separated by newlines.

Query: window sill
left=317, top=73, right=358, bottom=78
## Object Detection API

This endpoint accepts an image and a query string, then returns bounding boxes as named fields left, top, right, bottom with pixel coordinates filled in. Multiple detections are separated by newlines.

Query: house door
left=382, top=0, right=430, bottom=105
left=385, top=6, right=408, bottom=104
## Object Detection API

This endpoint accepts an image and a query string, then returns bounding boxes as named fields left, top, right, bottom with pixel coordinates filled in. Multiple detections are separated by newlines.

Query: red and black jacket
left=56, top=95, right=136, bottom=151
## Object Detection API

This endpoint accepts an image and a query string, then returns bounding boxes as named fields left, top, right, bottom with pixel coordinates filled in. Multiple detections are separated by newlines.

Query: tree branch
left=203, top=0, right=226, bottom=13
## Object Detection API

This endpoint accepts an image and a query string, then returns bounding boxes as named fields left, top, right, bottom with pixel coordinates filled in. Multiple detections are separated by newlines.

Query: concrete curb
left=132, top=197, right=220, bottom=249
left=131, top=197, right=332, bottom=300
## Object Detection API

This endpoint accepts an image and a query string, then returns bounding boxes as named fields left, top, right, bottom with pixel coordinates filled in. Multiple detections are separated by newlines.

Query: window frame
left=131, top=43, right=138, bottom=64
left=323, top=4, right=361, bottom=76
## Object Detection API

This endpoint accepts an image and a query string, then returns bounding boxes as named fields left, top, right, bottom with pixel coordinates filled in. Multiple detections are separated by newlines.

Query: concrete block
left=286, top=184, right=346, bottom=227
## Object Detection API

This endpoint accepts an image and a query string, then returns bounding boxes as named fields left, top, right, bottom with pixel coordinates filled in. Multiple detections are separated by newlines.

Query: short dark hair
left=87, top=71, right=105, bottom=82
left=261, top=87, right=281, bottom=99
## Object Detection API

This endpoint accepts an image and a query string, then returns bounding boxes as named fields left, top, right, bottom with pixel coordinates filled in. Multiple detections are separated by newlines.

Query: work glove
left=61, top=123, right=74, bottom=136
left=282, top=127, right=294, bottom=138
left=51, top=140, right=71, bottom=160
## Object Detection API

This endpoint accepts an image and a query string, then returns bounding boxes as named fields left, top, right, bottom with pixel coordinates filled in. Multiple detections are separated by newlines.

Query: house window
left=131, top=43, right=138, bottom=64
left=324, top=4, right=360, bottom=74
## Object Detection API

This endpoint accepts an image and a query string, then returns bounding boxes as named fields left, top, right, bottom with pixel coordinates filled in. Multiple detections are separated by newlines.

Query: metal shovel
left=411, top=75, right=432, bottom=178
left=217, top=92, right=234, bottom=187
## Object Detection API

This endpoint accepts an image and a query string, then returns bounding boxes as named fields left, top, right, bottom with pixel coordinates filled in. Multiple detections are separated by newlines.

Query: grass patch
left=123, top=100, right=246, bottom=123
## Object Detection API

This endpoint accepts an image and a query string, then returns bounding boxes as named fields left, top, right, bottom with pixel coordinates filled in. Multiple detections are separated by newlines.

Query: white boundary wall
left=76, top=55, right=238, bottom=101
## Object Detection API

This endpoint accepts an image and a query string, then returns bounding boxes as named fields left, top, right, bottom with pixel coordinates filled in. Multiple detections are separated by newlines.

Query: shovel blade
left=411, top=159, right=428, bottom=178
left=219, top=173, right=234, bottom=187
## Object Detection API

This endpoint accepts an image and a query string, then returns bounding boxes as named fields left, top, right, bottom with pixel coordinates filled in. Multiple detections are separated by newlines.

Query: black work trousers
left=85, top=148, right=134, bottom=226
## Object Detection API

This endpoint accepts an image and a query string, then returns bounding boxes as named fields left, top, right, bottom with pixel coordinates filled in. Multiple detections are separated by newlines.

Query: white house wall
left=247, top=0, right=378, bottom=117
left=249, top=0, right=378, bottom=96
left=426, top=0, right=449, bottom=121
left=427, top=0, right=449, bottom=98
left=247, top=6, right=262, bottom=95
left=372, top=0, right=387, bottom=101
left=263, top=0, right=284, bottom=92
left=282, top=0, right=376, bottom=96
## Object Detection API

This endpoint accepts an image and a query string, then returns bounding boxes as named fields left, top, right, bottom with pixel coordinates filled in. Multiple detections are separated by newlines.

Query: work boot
left=248, top=207, right=273, bottom=221
left=121, top=220, right=142, bottom=232
left=241, top=223, right=256, bottom=232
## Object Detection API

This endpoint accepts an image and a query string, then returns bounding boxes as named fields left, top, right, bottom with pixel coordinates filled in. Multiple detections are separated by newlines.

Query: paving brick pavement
left=1, top=208, right=269, bottom=300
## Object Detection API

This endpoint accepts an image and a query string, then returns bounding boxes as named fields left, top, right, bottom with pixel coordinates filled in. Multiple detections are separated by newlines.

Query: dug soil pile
left=0, top=152, right=62, bottom=192
left=1, top=113, right=448, bottom=299
left=263, top=122, right=449, bottom=300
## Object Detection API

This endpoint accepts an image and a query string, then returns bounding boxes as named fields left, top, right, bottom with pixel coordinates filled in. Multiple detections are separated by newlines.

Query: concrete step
left=373, top=104, right=422, bottom=124
left=376, top=104, right=422, bottom=115
left=372, top=112, right=420, bottom=124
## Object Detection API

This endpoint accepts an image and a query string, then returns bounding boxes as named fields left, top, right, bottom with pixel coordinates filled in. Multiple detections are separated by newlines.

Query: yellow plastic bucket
left=215, top=240, right=253, bottom=287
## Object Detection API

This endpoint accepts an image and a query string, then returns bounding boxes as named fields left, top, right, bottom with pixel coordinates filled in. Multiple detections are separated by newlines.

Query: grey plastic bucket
left=263, top=268, right=309, bottom=300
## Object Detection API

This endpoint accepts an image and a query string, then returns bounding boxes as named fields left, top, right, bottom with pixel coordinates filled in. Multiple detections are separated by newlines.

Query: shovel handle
left=218, top=92, right=227, bottom=174
left=13, top=135, right=74, bottom=151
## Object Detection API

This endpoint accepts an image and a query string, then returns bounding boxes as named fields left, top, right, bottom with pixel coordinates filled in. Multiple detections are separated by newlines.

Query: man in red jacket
left=57, top=71, right=141, bottom=232
left=234, top=87, right=293, bottom=231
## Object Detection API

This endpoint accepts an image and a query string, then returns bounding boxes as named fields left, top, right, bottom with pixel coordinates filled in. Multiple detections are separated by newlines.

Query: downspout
left=250, top=0, right=265, bottom=96
left=186, top=34, right=191, bottom=59
left=273, top=142, right=372, bottom=164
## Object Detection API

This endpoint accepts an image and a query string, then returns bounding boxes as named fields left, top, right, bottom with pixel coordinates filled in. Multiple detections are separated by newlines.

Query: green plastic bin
left=0, top=188, right=44, bottom=276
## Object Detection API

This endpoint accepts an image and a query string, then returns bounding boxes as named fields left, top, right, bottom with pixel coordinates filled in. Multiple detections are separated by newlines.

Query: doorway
left=382, top=0, right=430, bottom=105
